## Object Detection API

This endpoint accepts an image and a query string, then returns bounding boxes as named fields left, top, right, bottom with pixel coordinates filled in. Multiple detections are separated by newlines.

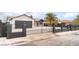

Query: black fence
left=52, top=24, right=79, bottom=33
left=6, top=24, right=79, bottom=39
left=0, top=22, right=79, bottom=39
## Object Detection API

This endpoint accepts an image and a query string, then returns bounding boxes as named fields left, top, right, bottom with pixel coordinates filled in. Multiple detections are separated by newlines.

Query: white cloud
left=0, top=0, right=79, bottom=12
left=25, top=12, right=45, bottom=19
left=63, top=13, right=79, bottom=17
left=1, top=12, right=18, bottom=17
left=31, top=12, right=41, bottom=17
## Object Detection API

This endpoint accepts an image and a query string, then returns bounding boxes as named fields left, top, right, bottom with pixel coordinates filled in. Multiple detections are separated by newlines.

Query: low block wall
left=26, top=27, right=52, bottom=34
left=7, top=23, right=26, bottom=39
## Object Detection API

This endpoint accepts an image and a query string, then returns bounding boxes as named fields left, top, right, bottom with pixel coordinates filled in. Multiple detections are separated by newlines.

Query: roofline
left=8, top=14, right=34, bottom=20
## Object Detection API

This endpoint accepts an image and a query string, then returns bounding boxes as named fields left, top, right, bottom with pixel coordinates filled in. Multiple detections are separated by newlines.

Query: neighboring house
left=34, top=20, right=40, bottom=27
left=34, top=18, right=43, bottom=27
left=7, top=14, right=35, bottom=29
left=61, top=20, right=72, bottom=25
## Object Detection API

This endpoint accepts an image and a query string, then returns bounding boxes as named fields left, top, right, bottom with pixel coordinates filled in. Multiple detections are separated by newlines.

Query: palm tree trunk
left=50, top=20, right=52, bottom=26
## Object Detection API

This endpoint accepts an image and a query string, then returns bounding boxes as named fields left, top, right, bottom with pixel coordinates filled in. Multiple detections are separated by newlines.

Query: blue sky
left=26, top=12, right=79, bottom=20
left=0, top=12, right=79, bottom=22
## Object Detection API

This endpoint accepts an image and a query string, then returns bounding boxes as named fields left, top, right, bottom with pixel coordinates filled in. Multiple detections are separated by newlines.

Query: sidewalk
left=0, top=32, right=54, bottom=46
left=0, top=30, right=79, bottom=46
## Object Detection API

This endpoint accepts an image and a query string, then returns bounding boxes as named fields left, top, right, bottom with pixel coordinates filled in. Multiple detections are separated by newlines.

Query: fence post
left=7, top=22, right=12, bottom=39
left=52, top=23, right=55, bottom=33
left=61, top=23, right=63, bottom=31
left=67, top=25, right=69, bottom=30
left=69, top=24, right=72, bottom=31
left=41, top=24, right=43, bottom=33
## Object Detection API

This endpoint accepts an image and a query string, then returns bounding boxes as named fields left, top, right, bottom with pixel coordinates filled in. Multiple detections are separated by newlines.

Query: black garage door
left=15, top=21, right=32, bottom=28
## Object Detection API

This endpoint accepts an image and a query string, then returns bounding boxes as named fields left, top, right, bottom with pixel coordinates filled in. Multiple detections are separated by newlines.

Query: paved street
left=19, top=30, right=79, bottom=46
left=0, top=30, right=79, bottom=46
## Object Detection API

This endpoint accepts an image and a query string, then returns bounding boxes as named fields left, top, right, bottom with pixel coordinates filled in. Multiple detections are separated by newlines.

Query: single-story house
left=34, top=19, right=42, bottom=27
left=34, top=20, right=40, bottom=26
left=61, top=20, right=72, bottom=25
left=7, top=14, right=35, bottom=29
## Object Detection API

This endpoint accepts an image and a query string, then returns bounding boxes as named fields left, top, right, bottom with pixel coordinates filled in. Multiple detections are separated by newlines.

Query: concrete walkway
left=0, top=30, right=79, bottom=46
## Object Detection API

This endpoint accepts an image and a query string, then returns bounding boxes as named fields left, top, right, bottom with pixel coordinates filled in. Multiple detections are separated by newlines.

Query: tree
left=72, top=15, right=79, bottom=25
left=30, top=15, right=33, bottom=19
left=45, top=12, right=58, bottom=26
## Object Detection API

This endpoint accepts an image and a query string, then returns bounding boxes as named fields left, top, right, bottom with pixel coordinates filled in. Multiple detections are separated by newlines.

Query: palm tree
left=45, top=12, right=58, bottom=26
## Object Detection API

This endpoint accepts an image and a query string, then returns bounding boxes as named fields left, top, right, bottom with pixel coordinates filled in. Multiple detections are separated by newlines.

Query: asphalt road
left=18, top=32, right=79, bottom=46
